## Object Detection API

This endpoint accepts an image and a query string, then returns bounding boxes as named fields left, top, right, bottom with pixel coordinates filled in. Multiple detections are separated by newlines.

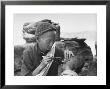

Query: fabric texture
left=21, top=43, right=43, bottom=76
left=21, top=43, right=64, bottom=76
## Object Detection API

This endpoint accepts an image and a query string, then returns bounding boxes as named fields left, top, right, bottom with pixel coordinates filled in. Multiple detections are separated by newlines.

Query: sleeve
left=21, top=49, right=33, bottom=76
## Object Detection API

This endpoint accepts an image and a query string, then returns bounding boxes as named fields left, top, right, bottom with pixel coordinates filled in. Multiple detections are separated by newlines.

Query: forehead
left=40, top=31, right=56, bottom=39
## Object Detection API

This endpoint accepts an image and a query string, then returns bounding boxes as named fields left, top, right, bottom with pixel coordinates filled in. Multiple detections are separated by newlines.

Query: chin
left=46, top=49, right=50, bottom=52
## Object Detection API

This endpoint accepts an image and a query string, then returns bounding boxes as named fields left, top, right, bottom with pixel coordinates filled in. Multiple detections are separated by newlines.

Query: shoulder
left=22, top=43, right=38, bottom=60
left=23, top=43, right=37, bottom=54
left=22, top=43, right=38, bottom=67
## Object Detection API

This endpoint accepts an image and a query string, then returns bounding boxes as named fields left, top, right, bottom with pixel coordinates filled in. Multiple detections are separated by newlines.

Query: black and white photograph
left=14, top=14, right=97, bottom=76
left=3, top=4, right=106, bottom=85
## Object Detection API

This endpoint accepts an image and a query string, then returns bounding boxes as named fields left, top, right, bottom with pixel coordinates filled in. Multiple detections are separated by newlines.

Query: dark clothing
left=21, top=43, right=42, bottom=76
left=21, top=43, right=64, bottom=76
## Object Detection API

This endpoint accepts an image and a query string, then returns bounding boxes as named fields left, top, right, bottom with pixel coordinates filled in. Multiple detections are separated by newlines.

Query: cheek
left=45, top=41, right=54, bottom=50
left=40, top=38, right=55, bottom=49
left=42, top=40, right=49, bottom=48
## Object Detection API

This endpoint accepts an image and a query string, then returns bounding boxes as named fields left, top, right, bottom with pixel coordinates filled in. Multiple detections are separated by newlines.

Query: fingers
left=43, top=56, right=52, bottom=61
left=42, top=56, right=52, bottom=65
left=64, top=49, right=67, bottom=59
left=64, top=49, right=74, bottom=60
left=65, top=49, right=69, bottom=59
left=70, top=51, right=74, bottom=57
left=68, top=50, right=71, bottom=59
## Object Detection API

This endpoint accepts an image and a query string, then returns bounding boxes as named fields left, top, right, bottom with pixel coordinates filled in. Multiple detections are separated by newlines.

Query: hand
left=63, top=49, right=74, bottom=62
left=40, top=56, right=52, bottom=67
